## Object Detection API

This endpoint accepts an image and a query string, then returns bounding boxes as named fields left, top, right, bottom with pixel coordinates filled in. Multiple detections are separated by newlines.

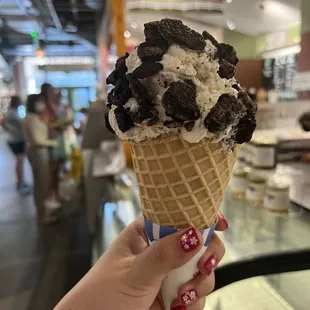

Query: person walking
left=23, top=94, right=58, bottom=224
left=2, top=96, right=31, bottom=194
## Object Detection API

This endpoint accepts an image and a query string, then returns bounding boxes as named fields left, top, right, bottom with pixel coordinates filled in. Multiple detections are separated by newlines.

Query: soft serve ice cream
left=106, top=18, right=257, bottom=150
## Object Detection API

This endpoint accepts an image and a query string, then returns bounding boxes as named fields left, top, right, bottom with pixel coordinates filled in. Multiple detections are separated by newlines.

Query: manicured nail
left=181, top=289, right=198, bottom=306
left=219, top=212, right=229, bottom=229
left=204, top=255, right=218, bottom=275
left=171, top=306, right=186, bottom=310
left=179, top=228, right=200, bottom=252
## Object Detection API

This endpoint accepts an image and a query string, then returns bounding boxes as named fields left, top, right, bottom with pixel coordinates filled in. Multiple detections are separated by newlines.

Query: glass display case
left=92, top=169, right=310, bottom=310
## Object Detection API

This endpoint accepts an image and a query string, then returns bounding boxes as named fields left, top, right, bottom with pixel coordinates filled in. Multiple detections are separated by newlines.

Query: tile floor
left=0, top=132, right=91, bottom=310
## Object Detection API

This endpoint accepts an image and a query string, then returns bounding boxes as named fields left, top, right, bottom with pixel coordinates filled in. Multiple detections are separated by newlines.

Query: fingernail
left=181, top=289, right=198, bottom=306
left=171, top=306, right=187, bottom=310
left=179, top=228, right=200, bottom=252
left=204, top=255, right=218, bottom=275
left=219, top=212, right=229, bottom=229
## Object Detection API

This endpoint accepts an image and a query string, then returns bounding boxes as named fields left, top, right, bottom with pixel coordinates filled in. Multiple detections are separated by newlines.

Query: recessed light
left=226, top=20, right=235, bottom=30
left=226, top=0, right=232, bottom=3
left=124, top=30, right=131, bottom=38
left=130, top=21, right=137, bottom=29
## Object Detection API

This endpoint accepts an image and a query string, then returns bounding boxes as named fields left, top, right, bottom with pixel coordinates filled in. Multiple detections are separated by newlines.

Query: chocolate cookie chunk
left=158, top=18, right=206, bottom=51
left=129, top=106, right=159, bottom=124
left=115, top=53, right=129, bottom=76
left=127, top=74, right=153, bottom=106
left=107, top=77, right=132, bottom=108
left=216, top=43, right=238, bottom=66
left=202, top=30, right=218, bottom=45
left=147, top=117, right=159, bottom=126
left=184, top=121, right=195, bottom=132
left=218, top=59, right=236, bottom=79
left=162, top=80, right=200, bottom=122
left=114, top=106, right=134, bottom=133
left=235, top=115, right=257, bottom=144
left=232, top=84, right=241, bottom=91
left=137, top=39, right=169, bottom=62
left=204, top=94, right=246, bottom=134
left=106, top=70, right=118, bottom=85
left=105, top=112, right=115, bottom=134
left=163, top=120, right=182, bottom=128
left=132, top=62, right=164, bottom=79
left=238, top=91, right=257, bottom=115
left=144, top=21, right=164, bottom=41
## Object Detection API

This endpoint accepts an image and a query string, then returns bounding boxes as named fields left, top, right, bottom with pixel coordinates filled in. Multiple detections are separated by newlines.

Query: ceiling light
left=124, top=30, right=131, bottom=38
left=226, top=20, right=235, bottom=30
left=130, top=21, right=137, bottom=29
left=24, top=0, right=32, bottom=7
left=226, top=0, right=232, bottom=3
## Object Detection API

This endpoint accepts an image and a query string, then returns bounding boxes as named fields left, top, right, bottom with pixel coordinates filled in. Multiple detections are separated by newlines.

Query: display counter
left=92, top=169, right=310, bottom=309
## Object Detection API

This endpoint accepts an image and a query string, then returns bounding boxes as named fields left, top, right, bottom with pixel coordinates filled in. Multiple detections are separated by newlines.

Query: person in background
left=2, top=96, right=31, bottom=194
left=40, top=83, right=73, bottom=209
left=22, top=94, right=58, bottom=224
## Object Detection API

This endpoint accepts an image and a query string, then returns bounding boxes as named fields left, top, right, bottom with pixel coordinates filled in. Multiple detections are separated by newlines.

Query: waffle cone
left=129, top=135, right=238, bottom=229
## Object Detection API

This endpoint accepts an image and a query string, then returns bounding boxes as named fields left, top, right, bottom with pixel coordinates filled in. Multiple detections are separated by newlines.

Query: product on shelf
left=264, top=176, right=290, bottom=213
left=106, top=18, right=257, bottom=309
left=230, top=167, right=248, bottom=197
left=245, top=171, right=266, bottom=205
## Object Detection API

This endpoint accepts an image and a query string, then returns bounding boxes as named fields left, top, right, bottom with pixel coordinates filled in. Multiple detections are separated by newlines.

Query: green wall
left=224, top=24, right=301, bottom=59
left=301, top=0, right=310, bottom=34
left=224, top=29, right=257, bottom=59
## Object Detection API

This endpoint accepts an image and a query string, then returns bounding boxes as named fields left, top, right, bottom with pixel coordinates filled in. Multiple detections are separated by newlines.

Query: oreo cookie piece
left=162, top=80, right=200, bottom=122
left=147, top=117, right=159, bottom=126
left=238, top=91, right=257, bottom=115
left=137, top=39, right=169, bottom=62
left=132, top=62, right=163, bottom=79
left=202, top=30, right=218, bottom=45
left=184, top=121, right=195, bottom=132
left=158, top=18, right=206, bottom=51
left=218, top=59, right=236, bottom=79
left=216, top=43, right=239, bottom=66
left=235, top=115, right=257, bottom=144
left=204, top=94, right=246, bottom=134
left=107, top=89, right=118, bottom=108
left=127, top=74, right=153, bottom=106
left=106, top=70, right=118, bottom=85
left=105, top=112, right=115, bottom=134
left=144, top=21, right=164, bottom=41
left=114, top=106, right=134, bottom=133
left=232, top=84, right=241, bottom=91
left=115, top=53, right=129, bottom=76
left=163, top=120, right=182, bottom=128
left=129, top=106, right=159, bottom=124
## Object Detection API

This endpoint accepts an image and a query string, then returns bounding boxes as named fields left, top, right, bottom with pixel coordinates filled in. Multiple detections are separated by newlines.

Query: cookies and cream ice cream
left=106, top=18, right=257, bottom=149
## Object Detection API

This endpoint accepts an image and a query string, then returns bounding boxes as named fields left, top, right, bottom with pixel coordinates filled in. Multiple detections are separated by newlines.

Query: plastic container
left=230, top=168, right=247, bottom=197
left=250, top=137, right=277, bottom=169
left=264, top=178, right=290, bottom=213
left=245, top=172, right=266, bottom=205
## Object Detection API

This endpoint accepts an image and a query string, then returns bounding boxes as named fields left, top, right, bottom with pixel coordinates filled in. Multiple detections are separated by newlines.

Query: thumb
left=131, top=227, right=203, bottom=286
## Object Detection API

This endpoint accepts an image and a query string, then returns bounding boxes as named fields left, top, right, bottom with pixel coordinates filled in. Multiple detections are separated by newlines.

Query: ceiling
left=0, top=0, right=105, bottom=64
left=185, top=0, right=301, bottom=36
left=126, top=0, right=301, bottom=39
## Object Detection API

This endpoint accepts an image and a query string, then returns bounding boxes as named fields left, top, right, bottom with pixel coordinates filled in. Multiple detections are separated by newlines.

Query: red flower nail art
left=181, top=289, right=198, bottom=306
left=179, top=228, right=200, bottom=252
left=204, top=255, right=218, bottom=275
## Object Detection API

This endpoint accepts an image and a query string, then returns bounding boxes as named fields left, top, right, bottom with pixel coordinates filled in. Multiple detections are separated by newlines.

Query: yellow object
left=130, top=136, right=238, bottom=229
left=111, top=0, right=126, bottom=56
left=68, top=147, right=82, bottom=183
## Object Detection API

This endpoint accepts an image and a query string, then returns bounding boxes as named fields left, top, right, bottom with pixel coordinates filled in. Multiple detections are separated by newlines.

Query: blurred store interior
left=1, top=0, right=310, bottom=309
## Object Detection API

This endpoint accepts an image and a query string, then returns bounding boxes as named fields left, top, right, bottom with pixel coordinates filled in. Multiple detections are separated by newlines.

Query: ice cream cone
left=130, top=135, right=238, bottom=230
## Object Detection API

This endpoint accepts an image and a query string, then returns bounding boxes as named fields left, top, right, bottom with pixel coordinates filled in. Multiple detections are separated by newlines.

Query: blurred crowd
left=1, top=84, right=120, bottom=227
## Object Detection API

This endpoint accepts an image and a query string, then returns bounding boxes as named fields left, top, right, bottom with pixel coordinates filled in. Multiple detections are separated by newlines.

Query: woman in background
left=23, top=94, right=58, bottom=224
left=2, top=96, right=31, bottom=194
left=40, top=83, right=73, bottom=209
